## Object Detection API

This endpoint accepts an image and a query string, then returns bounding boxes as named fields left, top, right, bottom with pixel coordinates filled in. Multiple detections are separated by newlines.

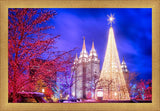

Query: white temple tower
left=72, top=37, right=100, bottom=99
left=121, top=57, right=129, bottom=91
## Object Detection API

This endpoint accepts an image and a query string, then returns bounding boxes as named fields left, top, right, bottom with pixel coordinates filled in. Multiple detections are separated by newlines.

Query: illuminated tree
left=56, top=72, right=74, bottom=99
left=96, top=15, right=130, bottom=100
left=34, top=79, right=46, bottom=92
left=134, top=79, right=152, bottom=100
left=127, top=72, right=139, bottom=96
left=54, top=55, right=75, bottom=99
left=145, top=79, right=152, bottom=100
left=8, top=8, right=75, bottom=102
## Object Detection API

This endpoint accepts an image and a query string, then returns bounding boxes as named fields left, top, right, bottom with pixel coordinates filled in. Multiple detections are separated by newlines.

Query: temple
left=71, top=37, right=100, bottom=99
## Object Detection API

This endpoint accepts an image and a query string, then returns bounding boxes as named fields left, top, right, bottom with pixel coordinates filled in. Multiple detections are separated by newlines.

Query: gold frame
left=0, top=0, right=159, bottom=111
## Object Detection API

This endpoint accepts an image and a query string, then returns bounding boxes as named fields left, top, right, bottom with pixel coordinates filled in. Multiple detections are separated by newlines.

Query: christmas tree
left=96, top=14, right=130, bottom=100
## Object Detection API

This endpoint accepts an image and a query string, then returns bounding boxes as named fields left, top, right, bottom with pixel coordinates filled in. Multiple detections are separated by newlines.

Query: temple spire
left=73, top=53, right=78, bottom=64
left=122, top=56, right=124, bottom=61
left=122, top=57, right=126, bottom=65
left=91, top=41, right=95, bottom=51
left=82, top=36, right=86, bottom=51
left=89, top=41, right=97, bottom=57
left=79, top=36, right=88, bottom=58
left=75, top=53, right=78, bottom=60
left=121, top=57, right=128, bottom=72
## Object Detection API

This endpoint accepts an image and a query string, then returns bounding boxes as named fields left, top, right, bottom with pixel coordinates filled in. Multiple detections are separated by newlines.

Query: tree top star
left=107, top=14, right=115, bottom=26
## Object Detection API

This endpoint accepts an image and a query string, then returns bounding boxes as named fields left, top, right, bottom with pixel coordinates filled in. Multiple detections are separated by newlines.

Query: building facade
left=71, top=38, right=100, bottom=99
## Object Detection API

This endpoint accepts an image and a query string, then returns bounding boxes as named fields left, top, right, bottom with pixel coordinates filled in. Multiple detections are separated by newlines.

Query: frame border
left=0, top=0, right=160, bottom=111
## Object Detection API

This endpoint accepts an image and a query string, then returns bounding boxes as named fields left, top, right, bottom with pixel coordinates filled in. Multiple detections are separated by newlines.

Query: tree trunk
left=13, top=75, right=17, bottom=103
left=69, top=86, right=72, bottom=99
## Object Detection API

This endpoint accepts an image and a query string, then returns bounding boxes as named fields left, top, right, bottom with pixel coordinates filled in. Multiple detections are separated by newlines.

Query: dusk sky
left=47, top=8, right=152, bottom=80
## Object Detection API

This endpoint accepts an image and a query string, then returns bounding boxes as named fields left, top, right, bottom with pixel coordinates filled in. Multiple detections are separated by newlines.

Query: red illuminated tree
left=136, top=79, right=152, bottom=100
left=8, top=8, right=75, bottom=102
left=144, top=79, right=152, bottom=100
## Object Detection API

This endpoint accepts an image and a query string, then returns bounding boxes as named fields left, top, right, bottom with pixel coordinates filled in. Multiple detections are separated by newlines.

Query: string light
left=96, top=19, right=130, bottom=100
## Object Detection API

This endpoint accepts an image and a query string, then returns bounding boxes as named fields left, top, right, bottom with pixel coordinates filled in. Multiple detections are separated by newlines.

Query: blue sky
left=47, top=8, right=152, bottom=80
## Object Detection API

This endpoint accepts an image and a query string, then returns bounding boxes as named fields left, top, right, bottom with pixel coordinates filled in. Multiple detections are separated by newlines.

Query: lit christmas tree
left=96, top=14, right=130, bottom=100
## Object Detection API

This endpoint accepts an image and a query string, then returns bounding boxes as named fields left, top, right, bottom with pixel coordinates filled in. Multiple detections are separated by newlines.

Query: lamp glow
left=114, top=92, right=117, bottom=96
left=97, top=89, right=103, bottom=97
left=42, top=88, right=45, bottom=93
